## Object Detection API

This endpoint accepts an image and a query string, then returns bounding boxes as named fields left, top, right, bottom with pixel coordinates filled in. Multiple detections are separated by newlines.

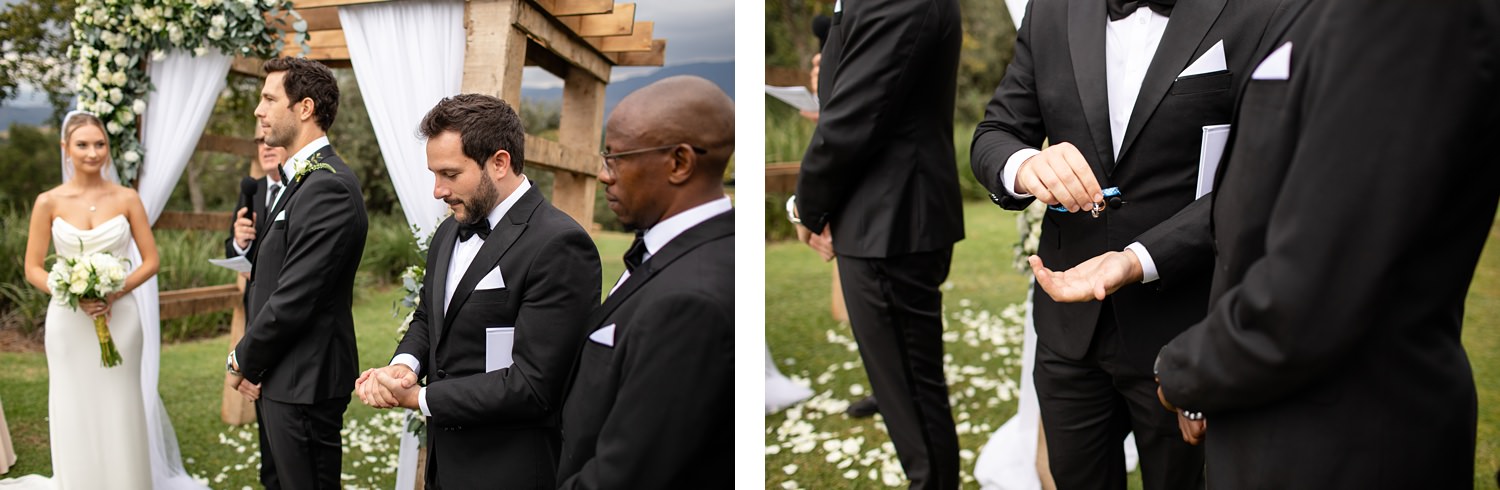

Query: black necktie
left=458, top=219, right=491, bottom=242
left=267, top=182, right=282, bottom=208
left=623, top=233, right=647, bottom=273
left=1107, top=0, right=1174, bottom=21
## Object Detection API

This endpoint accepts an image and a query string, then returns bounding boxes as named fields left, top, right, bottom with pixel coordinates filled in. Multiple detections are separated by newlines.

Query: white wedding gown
left=0, top=215, right=151, bottom=490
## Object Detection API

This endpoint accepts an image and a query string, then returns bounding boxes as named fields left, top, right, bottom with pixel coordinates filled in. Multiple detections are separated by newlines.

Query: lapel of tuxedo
left=429, top=218, right=457, bottom=346
left=439, top=186, right=540, bottom=337
left=1067, top=0, right=1116, bottom=174
left=1116, top=0, right=1228, bottom=167
left=586, top=210, right=734, bottom=329
left=1211, top=0, right=1313, bottom=197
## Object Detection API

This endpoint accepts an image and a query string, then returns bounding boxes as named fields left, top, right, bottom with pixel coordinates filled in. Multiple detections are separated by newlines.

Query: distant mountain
left=521, top=61, right=734, bottom=117
left=0, top=105, right=53, bottom=129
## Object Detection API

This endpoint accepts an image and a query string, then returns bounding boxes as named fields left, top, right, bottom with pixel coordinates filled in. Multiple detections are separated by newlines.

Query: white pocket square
left=273, top=210, right=286, bottom=222
left=1251, top=42, right=1292, bottom=80
left=589, top=324, right=616, bottom=347
left=1178, top=40, right=1227, bottom=78
left=474, top=267, right=505, bottom=290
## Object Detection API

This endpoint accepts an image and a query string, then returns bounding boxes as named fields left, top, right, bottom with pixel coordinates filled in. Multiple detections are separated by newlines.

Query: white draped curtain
left=134, top=48, right=229, bottom=490
left=341, top=1, right=466, bottom=487
left=341, top=0, right=464, bottom=241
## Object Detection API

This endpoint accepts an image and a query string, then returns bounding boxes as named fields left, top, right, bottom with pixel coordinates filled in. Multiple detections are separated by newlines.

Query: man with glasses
left=556, top=75, right=734, bottom=488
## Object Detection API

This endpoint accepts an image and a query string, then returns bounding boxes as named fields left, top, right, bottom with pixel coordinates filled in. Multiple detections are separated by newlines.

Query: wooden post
left=222, top=274, right=256, bottom=425
left=462, top=0, right=528, bottom=105
left=554, top=66, right=607, bottom=227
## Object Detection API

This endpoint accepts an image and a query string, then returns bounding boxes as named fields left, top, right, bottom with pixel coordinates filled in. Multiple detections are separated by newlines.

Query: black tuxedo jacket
left=972, top=0, right=1282, bottom=367
left=556, top=210, right=733, bottom=489
left=1149, top=0, right=1500, bottom=486
left=393, top=185, right=600, bottom=489
left=224, top=177, right=269, bottom=259
left=796, top=0, right=964, bottom=258
left=236, top=146, right=367, bottom=405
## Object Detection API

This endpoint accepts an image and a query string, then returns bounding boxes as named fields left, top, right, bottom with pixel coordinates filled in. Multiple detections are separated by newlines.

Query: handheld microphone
left=237, top=176, right=257, bottom=218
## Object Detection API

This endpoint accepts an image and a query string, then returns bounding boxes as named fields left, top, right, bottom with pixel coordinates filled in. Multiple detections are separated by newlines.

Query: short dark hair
left=263, top=57, right=339, bottom=131
left=418, top=94, right=525, bottom=174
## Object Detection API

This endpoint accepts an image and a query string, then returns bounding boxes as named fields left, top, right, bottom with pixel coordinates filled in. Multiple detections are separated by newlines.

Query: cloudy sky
left=526, top=0, right=735, bottom=88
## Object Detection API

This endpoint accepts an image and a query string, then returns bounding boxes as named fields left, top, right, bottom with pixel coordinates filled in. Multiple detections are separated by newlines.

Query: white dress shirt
left=392, top=177, right=532, bottom=416
left=608, top=196, right=733, bottom=296
left=999, top=9, right=1169, bottom=283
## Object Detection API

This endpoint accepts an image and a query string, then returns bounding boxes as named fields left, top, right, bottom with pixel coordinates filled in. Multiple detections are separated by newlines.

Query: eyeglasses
left=599, top=143, right=708, bottom=177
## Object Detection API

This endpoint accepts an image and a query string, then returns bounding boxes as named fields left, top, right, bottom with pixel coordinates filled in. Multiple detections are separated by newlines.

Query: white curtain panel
left=341, top=0, right=464, bottom=240
left=136, top=48, right=230, bottom=490
left=341, top=2, right=466, bottom=487
left=1008, top=0, right=1030, bottom=29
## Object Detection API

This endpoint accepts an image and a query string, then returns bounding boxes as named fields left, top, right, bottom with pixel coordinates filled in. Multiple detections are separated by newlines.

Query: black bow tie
left=458, top=219, right=491, bottom=242
left=623, top=233, right=648, bottom=273
left=1107, top=0, right=1174, bottom=21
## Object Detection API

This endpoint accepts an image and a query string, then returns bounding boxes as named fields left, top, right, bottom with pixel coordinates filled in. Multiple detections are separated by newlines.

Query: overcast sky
left=527, top=0, right=735, bottom=88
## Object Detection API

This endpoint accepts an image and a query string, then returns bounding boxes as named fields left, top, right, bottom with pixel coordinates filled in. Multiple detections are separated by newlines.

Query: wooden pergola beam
left=288, top=0, right=392, bottom=8
left=514, top=0, right=613, bottom=82
left=534, top=0, right=613, bottom=16
left=278, top=29, right=349, bottom=62
left=229, top=56, right=266, bottom=77
left=584, top=20, right=652, bottom=53
left=609, top=38, right=665, bottom=66
left=556, top=3, right=635, bottom=37
left=524, top=134, right=598, bottom=176
left=195, top=134, right=258, bottom=157
left=268, top=6, right=342, bottom=32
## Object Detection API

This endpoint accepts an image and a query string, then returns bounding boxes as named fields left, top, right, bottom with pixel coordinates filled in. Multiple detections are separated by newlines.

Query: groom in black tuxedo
left=356, top=94, right=601, bottom=489
left=971, top=0, right=1282, bottom=487
left=227, top=57, right=367, bottom=490
left=1031, top=0, right=1500, bottom=487
left=790, top=0, right=965, bottom=486
left=556, top=76, right=734, bottom=488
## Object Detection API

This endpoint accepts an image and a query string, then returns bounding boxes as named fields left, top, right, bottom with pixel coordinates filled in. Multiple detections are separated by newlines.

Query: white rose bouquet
left=47, top=249, right=130, bottom=367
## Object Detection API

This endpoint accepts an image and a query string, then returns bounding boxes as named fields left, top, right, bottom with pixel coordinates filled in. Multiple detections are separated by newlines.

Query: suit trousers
left=837, top=248, right=959, bottom=490
left=259, top=395, right=349, bottom=490
left=255, top=400, right=280, bottom=489
left=1034, top=300, right=1203, bottom=490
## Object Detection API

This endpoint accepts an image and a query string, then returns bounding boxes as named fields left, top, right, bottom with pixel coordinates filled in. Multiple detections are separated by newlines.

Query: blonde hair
left=61, top=112, right=107, bottom=145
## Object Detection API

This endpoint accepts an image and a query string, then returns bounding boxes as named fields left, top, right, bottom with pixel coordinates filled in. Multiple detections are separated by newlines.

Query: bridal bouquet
left=48, top=250, right=130, bottom=367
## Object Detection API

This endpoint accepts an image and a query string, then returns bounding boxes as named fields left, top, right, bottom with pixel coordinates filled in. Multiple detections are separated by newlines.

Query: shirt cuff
left=231, top=238, right=250, bottom=256
left=418, top=387, right=432, bottom=417
left=390, top=354, right=421, bottom=376
left=1125, top=242, right=1160, bottom=284
left=1002, top=148, right=1041, bottom=198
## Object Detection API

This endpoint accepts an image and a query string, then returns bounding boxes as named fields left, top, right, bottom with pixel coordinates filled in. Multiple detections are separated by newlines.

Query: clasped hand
left=355, top=365, right=419, bottom=410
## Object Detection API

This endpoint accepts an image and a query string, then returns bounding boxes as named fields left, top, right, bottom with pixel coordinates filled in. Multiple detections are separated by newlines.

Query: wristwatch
left=785, top=195, right=802, bottom=224
left=226, top=351, right=242, bottom=377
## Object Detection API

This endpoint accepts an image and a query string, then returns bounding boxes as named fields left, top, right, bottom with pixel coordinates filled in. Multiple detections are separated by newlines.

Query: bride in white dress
left=7, top=112, right=160, bottom=490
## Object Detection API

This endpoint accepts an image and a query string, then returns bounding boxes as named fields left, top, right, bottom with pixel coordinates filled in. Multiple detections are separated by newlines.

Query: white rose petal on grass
left=782, top=464, right=798, bottom=475
left=849, top=384, right=864, bottom=396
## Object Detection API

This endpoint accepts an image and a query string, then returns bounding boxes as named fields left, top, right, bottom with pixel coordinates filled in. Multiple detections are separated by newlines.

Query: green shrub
left=360, top=212, right=424, bottom=286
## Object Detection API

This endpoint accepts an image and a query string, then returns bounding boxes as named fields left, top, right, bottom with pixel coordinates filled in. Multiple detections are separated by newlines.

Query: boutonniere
left=293, top=153, right=336, bottom=182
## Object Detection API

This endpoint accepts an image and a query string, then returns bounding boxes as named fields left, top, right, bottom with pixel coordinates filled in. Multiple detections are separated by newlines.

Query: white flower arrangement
left=69, top=0, right=307, bottom=185
left=48, top=248, right=132, bottom=367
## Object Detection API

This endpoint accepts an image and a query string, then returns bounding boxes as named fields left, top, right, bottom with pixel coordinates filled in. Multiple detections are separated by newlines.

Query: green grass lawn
left=0, top=230, right=631, bottom=489
left=767, top=201, right=1500, bottom=489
